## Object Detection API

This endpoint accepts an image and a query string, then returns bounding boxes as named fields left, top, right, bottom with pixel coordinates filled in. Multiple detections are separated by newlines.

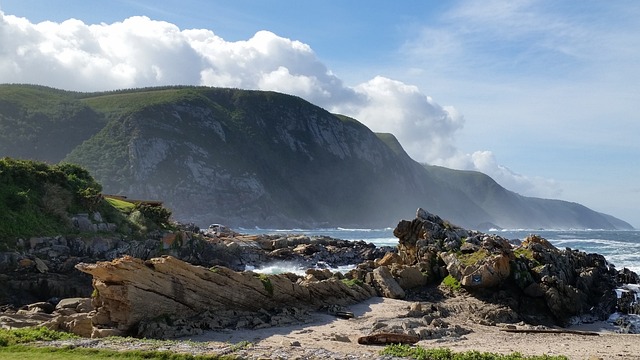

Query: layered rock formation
left=75, top=255, right=375, bottom=338
left=0, top=224, right=387, bottom=307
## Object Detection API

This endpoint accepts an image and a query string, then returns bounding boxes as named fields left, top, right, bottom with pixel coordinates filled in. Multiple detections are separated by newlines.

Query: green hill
left=0, top=157, right=172, bottom=243
left=0, top=85, right=107, bottom=164
left=0, top=84, right=632, bottom=230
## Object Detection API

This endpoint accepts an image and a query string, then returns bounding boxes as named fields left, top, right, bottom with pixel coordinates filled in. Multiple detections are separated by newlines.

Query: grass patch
left=341, top=278, right=364, bottom=288
left=0, top=327, right=78, bottom=346
left=441, top=275, right=461, bottom=291
left=380, top=344, right=568, bottom=360
left=0, top=345, right=233, bottom=359
left=104, top=197, right=136, bottom=213
left=514, top=247, right=539, bottom=266
left=457, top=249, right=490, bottom=267
left=0, top=327, right=236, bottom=359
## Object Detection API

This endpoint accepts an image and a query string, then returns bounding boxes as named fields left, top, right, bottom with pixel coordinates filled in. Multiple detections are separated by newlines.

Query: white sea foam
left=240, top=228, right=640, bottom=273
left=245, top=261, right=356, bottom=275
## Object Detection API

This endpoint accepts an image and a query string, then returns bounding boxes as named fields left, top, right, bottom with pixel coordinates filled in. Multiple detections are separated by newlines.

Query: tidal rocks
left=75, top=255, right=376, bottom=338
left=0, top=297, right=94, bottom=337
left=0, top=228, right=388, bottom=306
left=394, top=208, right=632, bottom=326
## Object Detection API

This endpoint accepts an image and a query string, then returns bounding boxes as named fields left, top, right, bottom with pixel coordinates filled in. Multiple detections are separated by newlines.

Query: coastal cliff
left=0, top=84, right=633, bottom=230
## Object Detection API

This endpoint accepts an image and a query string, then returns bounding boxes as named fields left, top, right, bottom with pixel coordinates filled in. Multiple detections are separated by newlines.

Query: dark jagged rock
left=394, top=208, right=635, bottom=326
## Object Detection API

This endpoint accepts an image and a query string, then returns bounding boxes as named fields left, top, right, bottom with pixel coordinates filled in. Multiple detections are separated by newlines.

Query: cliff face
left=65, top=89, right=440, bottom=227
left=0, top=84, right=633, bottom=230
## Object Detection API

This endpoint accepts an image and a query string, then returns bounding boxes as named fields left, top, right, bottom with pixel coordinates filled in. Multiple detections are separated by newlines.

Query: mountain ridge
left=0, top=84, right=633, bottom=230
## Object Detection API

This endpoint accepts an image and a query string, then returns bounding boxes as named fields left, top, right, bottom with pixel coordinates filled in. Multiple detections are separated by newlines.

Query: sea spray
left=246, top=261, right=356, bottom=276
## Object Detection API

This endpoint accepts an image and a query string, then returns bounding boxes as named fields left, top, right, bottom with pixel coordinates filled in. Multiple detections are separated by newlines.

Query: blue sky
left=1, top=0, right=638, bottom=227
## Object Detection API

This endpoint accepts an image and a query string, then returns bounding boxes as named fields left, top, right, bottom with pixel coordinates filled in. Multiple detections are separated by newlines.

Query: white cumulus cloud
left=0, top=11, right=559, bottom=198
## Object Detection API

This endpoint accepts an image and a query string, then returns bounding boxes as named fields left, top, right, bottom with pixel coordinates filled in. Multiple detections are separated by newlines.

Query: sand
left=182, top=297, right=640, bottom=360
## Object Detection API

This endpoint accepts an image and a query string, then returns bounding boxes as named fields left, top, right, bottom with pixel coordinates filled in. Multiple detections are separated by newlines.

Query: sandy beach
left=177, top=296, right=640, bottom=360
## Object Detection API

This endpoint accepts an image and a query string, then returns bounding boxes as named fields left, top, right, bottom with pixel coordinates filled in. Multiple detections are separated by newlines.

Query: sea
left=240, top=227, right=640, bottom=275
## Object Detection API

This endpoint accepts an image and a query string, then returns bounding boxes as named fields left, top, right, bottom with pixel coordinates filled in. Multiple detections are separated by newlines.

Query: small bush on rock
left=442, top=275, right=461, bottom=291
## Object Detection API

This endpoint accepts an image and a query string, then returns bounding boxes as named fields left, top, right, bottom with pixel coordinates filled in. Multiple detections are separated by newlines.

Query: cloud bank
left=0, top=11, right=559, bottom=198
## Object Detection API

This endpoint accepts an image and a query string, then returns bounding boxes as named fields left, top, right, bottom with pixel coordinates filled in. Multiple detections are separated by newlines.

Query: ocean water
left=241, top=227, right=640, bottom=274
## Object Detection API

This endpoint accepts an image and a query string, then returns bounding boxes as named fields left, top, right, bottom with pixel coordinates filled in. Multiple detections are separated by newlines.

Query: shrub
left=442, top=274, right=461, bottom=291
left=135, top=204, right=172, bottom=228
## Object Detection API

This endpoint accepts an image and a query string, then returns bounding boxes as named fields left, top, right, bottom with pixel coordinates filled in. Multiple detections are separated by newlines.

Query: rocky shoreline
left=2, top=208, right=640, bottom=358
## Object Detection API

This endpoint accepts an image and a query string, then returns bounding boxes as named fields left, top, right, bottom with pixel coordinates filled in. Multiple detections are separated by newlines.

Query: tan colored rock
left=377, top=252, right=402, bottom=267
left=522, top=234, right=557, bottom=250
left=75, top=255, right=375, bottom=335
left=18, top=258, right=35, bottom=268
left=55, top=297, right=92, bottom=312
left=372, top=266, right=405, bottom=299
left=91, top=327, right=125, bottom=338
left=441, top=252, right=511, bottom=288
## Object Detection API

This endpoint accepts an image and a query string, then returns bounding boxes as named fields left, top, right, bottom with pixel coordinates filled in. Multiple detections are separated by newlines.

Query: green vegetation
left=513, top=247, right=539, bottom=266
left=457, top=249, right=490, bottom=267
left=0, top=158, right=101, bottom=241
left=341, top=278, right=364, bottom=288
left=0, top=327, right=237, bottom=359
left=255, top=273, right=274, bottom=296
left=0, top=327, right=77, bottom=346
left=441, top=275, right=462, bottom=291
left=80, top=87, right=210, bottom=118
left=104, top=196, right=136, bottom=213
left=380, top=344, right=568, bottom=360
left=0, top=84, right=107, bottom=164
left=0, top=157, right=174, bottom=245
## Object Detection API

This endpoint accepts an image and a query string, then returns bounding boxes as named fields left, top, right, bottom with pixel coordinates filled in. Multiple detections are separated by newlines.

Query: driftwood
left=357, top=332, right=420, bottom=345
left=500, top=328, right=600, bottom=336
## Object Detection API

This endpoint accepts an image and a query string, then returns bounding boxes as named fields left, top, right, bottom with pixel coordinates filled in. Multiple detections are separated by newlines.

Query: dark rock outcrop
left=394, top=208, right=633, bottom=326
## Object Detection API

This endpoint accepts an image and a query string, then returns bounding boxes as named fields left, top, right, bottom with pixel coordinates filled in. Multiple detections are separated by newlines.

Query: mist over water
left=241, top=227, right=640, bottom=274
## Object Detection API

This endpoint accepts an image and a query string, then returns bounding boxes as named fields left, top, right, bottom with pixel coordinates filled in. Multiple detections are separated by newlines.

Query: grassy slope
left=0, top=158, right=172, bottom=245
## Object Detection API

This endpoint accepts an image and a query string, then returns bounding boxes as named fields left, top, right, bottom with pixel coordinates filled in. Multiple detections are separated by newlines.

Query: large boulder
left=371, top=266, right=405, bottom=299
left=75, top=255, right=375, bottom=337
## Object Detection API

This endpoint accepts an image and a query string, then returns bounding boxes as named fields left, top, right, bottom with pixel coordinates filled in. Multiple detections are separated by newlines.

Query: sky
left=0, top=0, right=638, bottom=228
